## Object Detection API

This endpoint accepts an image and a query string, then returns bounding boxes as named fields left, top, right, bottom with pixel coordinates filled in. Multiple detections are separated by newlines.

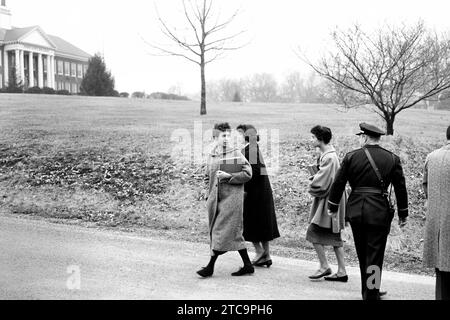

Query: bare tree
left=300, top=21, right=450, bottom=135
left=280, top=71, right=304, bottom=103
left=206, top=80, right=222, bottom=102
left=207, top=77, right=245, bottom=102
left=146, top=0, right=246, bottom=115
left=246, top=73, right=279, bottom=103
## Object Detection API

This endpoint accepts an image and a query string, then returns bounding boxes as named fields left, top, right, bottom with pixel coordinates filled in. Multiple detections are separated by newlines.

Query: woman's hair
left=213, top=122, right=231, bottom=137
left=447, top=125, right=450, bottom=140
left=237, top=124, right=260, bottom=142
left=311, top=125, right=332, bottom=144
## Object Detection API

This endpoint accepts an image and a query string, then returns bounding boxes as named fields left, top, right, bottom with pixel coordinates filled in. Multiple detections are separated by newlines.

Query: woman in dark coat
left=236, top=124, right=280, bottom=267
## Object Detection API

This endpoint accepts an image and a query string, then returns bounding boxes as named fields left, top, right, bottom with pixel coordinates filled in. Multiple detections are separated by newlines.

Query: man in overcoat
left=328, top=123, right=409, bottom=300
left=423, top=125, right=450, bottom=300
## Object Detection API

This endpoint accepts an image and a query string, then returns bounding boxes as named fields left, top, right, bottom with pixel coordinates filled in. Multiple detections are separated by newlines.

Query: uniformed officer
left=328, top=123, right=409, bottom=300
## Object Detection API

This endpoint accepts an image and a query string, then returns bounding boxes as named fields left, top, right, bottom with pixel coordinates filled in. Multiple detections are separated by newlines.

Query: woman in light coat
left=423, top=126, right=450, bottom=300
left=306, top=125, right=348, bottom=282
left=197, top=122, right=254, bottom=278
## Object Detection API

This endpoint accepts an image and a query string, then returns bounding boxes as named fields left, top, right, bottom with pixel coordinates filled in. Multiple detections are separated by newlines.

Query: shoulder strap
left=363, top=147, right=386, bottom=190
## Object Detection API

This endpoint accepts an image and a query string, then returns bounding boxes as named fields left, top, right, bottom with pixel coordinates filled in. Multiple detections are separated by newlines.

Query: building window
left=0, top=74, right=3, bottom=89
left=64, top=62, right=70, bottom=76
left=71, top=83, right=78, bottom=94
left=83, top=64, right=88, bottom=76
left=71, top=63, right=76, bottom=77
left=58, top=60, right=63, bottom=75
left=65, top=82, right=71, bottom=92
left=77, top=64, right=83, bottom=78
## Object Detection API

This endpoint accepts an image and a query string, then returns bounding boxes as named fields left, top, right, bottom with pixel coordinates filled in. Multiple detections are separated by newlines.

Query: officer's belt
left=352, top=187, right=384, bottom=194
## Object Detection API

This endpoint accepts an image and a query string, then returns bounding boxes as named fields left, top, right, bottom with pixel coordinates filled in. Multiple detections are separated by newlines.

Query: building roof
left=0, top=25, right=91, bottom=60
left=47, top=34, right=91, bottom=59
left=1, top=25, right=35, bottom=42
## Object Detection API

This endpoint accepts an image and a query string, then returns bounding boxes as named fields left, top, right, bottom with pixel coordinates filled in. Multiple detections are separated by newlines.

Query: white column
left=47, top=55, right=52, bottom=88
left=53, top=56, right=56, bottom=88
left=38, top=53, right=43, bottom=88
left=50, top=55, right=55, bottom=89
left=28, top=52, right=34, bottom=87
left=46, top=55, right=52, bottom=88
left=53, top=56, right=57, bottom=89
left=53, top=56, right=56, bottom=89
left=20, top=50, right=25, bottom=85
left=15, top=49, right=20, bottom=83
left=3, top=50, right=8, bottom=85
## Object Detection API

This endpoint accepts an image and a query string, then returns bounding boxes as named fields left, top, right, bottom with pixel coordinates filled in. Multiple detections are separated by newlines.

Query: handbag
left=363, top=148, right=395, bottom=216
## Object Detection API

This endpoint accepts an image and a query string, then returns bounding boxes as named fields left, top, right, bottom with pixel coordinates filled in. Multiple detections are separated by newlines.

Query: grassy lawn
left=1, top=93, right=449, bottom=275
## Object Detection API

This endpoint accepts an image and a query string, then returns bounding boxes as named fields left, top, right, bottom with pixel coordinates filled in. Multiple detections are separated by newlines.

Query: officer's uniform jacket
left=328, top=144, right=408, bottom=227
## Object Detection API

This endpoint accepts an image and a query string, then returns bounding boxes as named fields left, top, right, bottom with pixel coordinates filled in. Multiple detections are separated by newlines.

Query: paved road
left=0, top=215, right=435, bottom=300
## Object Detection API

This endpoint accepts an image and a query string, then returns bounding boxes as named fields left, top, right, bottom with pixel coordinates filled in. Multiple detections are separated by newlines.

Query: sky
left=8, top=0, right=450, bottom=95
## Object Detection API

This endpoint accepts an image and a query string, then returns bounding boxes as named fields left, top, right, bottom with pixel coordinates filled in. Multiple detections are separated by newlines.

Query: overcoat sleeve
left=308, top=155, right=334, bottom=198
left=205, top=156, right=213, bottom=200
left=391, top=155, right=409, bottom=218
left=328, top=154, right=349, bottom=213
left=228, top=154, right=253, bottom=185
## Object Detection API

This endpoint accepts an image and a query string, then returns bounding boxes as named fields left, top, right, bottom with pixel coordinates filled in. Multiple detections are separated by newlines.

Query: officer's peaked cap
left=356, top=123, right=386, bottom=137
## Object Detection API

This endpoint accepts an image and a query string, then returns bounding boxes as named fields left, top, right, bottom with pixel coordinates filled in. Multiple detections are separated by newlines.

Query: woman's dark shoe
left=324, top=274, right=348, bottom=282
left=231, top=264, right=255, bottom=276
left=252, top=251, right=266, bottom=264
left=197, top=266, right=214, bottom=278
left=254, top=259, right=273, bottom=268
left=252, top=253, right=268, bottom=266
left=308, top=268, right=332, bottom=280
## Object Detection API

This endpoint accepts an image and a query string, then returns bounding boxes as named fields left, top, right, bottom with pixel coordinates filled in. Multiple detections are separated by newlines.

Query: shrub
left=56, top=90, right=71, bottom=96
left=132, top=91, right=146, bottom=99
left=148, top=92, right=190, bottom=101
left=232, top=91, right=242, bottom=102
left=42, top=87, right=56, bottom=95
left=6, top=86, right=24, bottom=93
left=120, top=92, right=130, bottom=98
left=5, top=66, right=24, bottom=93
left=26, top=86, right=43, bottom=94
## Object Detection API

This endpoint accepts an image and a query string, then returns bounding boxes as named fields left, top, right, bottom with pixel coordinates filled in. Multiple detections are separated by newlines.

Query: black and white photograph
left=0, top=0, right=449, bottom=310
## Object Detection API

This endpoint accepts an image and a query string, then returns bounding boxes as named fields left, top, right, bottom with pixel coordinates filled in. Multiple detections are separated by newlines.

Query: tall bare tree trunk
left=150, top=1, right=245, bottom=116
left=385, top=113, right=395, bottom=135
left=200, top=57, right=207, bottom=115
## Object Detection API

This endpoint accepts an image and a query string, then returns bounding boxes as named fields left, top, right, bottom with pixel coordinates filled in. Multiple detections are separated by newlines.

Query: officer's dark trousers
left=436, top=269, right=450, bottom=300
left=350, top=221, right=390, bottom=300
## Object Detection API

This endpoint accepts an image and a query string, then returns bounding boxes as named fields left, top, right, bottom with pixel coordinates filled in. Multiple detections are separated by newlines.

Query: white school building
left=0, top=0, right=91, bottom=93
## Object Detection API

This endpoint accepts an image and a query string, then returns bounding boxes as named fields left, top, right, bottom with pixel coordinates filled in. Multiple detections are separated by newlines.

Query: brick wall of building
left=54, top=56, right=88, bottom=94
